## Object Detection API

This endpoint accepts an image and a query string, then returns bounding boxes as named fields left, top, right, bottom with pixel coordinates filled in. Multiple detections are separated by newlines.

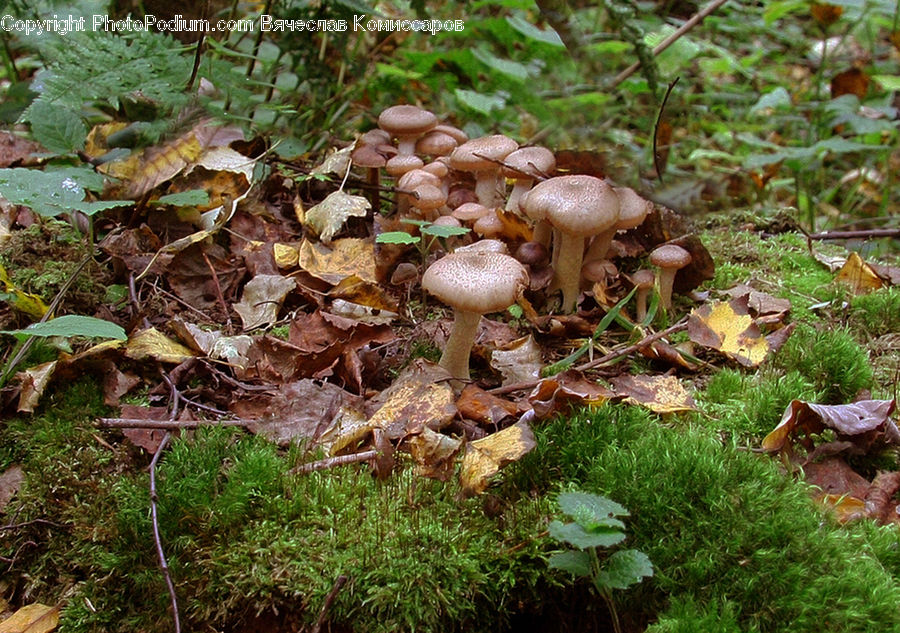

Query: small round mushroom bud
left=409, top=183, right=447, bottom=220
left=433, top=123, right=468, bottom=145
left=385, top=154, right=424, bottom=178
left=522, top=175, right=619, bottom=313
left=416, top=131, right=459, bottom=157
left=422, top=161, right=450, bottom=196
left=515, top=241, right=550, bottom=268
left=582, top=259, right=614, bottom=285
left=390, top=261, right=418, bottom=285
left=361, top=128, right=392, bottom=146
left=473, top=210, right=505, bottom=239
left=377, top=105, right=437, bottom=156
left=630, top=269, right=656, bottom=323
left=452, top=201, right=491, bottom=226
left=447, top=186, right=479, bottom=210
left=649, top=244, right=692, bottom=311
left=422, top=251, right=528, bottom=380
left=449, top=134, right=518, bottom=208
left=502, top=146, right=556, bottom=212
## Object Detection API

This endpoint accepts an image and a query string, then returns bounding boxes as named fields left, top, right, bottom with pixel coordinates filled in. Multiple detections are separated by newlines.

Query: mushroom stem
left=532, top=220, right=552, bottom=248
left=636, top=287, right=650, bottom=322
left=474, top=174, right=499, bottom=209
left=657, top=270, right=676, bottom=310
left=583, top=226, right=617, bottom=264
left=506, top=179, right=534, bottom=212
left=440, top=309, right=482, bottom=380
left=555, top=231, right=585, bottom=313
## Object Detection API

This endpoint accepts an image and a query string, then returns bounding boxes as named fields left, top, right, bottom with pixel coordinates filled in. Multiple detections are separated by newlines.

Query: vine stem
left=609, top=0, right=730, bottom=88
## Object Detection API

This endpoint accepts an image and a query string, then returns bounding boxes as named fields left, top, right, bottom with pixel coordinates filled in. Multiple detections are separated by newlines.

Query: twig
left=0, top=518, right=69, bottom=531
left=488, top=317, right=690, bottom=396
left=806, top=228, right=900, bottom=240
left=310, top=574, right=349, bottom=633
left=97, top=418, right=252, bottom=429
left=149, top=431, right=180, bottom=633
left=201, top=250, right=233, bottom=331
left=290, top=450, right=378, bottom=475
left=609, top=0, right=730, bottom=89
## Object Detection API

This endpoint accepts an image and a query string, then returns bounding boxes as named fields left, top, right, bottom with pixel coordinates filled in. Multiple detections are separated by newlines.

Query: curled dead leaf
left=610, top=374, right=696, bottom=414
left=762, top=399, right=899, bottom=453
left=459, top=419, right=536, bottom=496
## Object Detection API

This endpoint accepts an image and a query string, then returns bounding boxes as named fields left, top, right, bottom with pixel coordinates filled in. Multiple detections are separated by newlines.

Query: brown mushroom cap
left=502, top=146, right=556, bottom=179
left=385, top=154, right=424, bottom=177
left=630, top=268, right=656, bottom=289
left=525, top=175, right=619, bottom=237
left=614, top=186, right=653, bottom=231
left=377, top=105, right=438, bottom=138
left=450, top=135, right=519, bottom=172
left=452, top=201, right=491, bottom=224
left=416, top=131, right=459, bottom=157
left=351, top=144, right=387, bottom=169
left=433, top=123, right=469, bottom=145
left=650, top=244, right=692, bottom=269
left=423, top=251, right=527, bottom=315
left=360, top=129, right=392, bottom=146
left=409, top=183, right=447, bottom=213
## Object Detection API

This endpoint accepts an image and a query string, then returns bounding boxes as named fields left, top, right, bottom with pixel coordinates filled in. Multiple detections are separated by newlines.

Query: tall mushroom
left=422, top=251, right=528, bottom=380
left=520, top=175, right=619, bottom=313
left=649, top=244, right=692, bottom=311
left=584, top=185, right=650, bottom=264
left=502, top=146, right=556, bottom=212
left=377, top=105, right=437, bottom=157
left=449, top=134, right=518, bottom=209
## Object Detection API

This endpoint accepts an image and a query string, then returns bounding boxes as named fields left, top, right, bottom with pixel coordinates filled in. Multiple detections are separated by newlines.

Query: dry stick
left=488, top=317, right=690, bottom=396
left=609, top=0, right=730, bottom=89
left=201, top=250, right=233, bottom=331
left=97, top=418, right=252, bottom=429
left=290, top=450, right=378, bottom=475
left=806, top=228, right=900, bottom=240
left=310, top=574, right=349, bottom=633
left=149, top=431, right=180, bottom=633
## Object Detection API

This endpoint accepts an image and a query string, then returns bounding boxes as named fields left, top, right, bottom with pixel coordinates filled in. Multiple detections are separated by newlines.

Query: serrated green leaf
left=0, top=167, right=123, bottom=217
left=558, top=492, right=629, bottom=524
left=25, top=101, right=86, bottom=154
left=375, top=231, right=420, bottom=245
left=1, top=315, right=127, bottom=340
left=154, top=189, right=211, bottom=207
left=595, top=549, right=653, bottom=591
left=548, top=550, right=592, bottom=577
left=548, top=520, right=626, bottom=550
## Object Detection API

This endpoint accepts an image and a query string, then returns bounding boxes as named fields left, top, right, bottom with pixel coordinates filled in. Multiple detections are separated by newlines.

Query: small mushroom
left=521, top=175, right=619, bottom=313
left=502, top=146, right=556, bottom=212
left=649, top=244, right=692, bottom=311
left=629, top=269, right=656, bottom=322
left=473, top=210, right=505, bottom=239
left=377, top=105, right=437, bottom=156
left=416, top=130, right=459, bottom=157
left=449, top=134, right=518, bottom=208
left=421, top=251, right=528, bottom=380
left=584, top=185, right=650, bottom=264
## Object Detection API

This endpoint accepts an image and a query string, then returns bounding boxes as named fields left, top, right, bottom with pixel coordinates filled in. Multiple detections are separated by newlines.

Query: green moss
left=506, top=405, right=900, bottom=633
left=850, top=287, right=900, bottom=337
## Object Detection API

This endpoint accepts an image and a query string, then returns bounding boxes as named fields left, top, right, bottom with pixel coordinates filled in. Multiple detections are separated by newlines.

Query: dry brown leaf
left=762, top=399, right=899, bottom=453
left=0, top=130, right=43, bottom=167
left=330, top=275, right=399, bottom=314
left=298, top=238, right=378, bottom=285
left=864, top=471, right=900, bottom=524
left=16, top=361, right=56, bottom=413
left=406, top=426, right=464, bottom=481
left=456, top=384, right=519, bottom=427
left=723, top=284, right=792, bottom=320
left=610, top=374, right=697, bottom=413
left=810, top=2, right=843, bottom=27
left=233, top=274, right=296, bottom=331
left=367, top=360, right=456, bottom=439
left=273, top=242, right=300, bottom=269
left=459, top=419, right=536, bottom=496
left=803, top=456, right=870, bottom=499
left=0, top=603, right=60, bottom=633
left=0, top=465, right=24, bottom=513
left=490, top=335, right=543, bottom=385
left=305, top=190, right=371, bottom=243
left=495, top=209, right=533, bottom=241
left=815, top=492, right=867, bottom=524
left=831, top=68, right=870, bottom=99
left=125, top=328, right=197, bottom=364
left=687, top=297, right=780, bottom=367
left=835, top=251, right=883, bottom=295
left=527, top=371, right=615, bottom=419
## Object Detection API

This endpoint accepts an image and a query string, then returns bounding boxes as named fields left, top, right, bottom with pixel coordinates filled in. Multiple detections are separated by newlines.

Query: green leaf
left=763, top=0, right=806, bottom=24
left=375, top=231, right=420, bottom=245
left=872, top=75, right=900, bottom=91
left=548, top=550, right=592, bottom=577
left=154, top=189, right=211, bottom=207
left=595, top=549, right=653, bottom=591
left=0, top=167, right=127, bottom=217
left=505, top=14, right=565, bottom=47
left=420, top=224, right=471, bottom=239
left=26, top=101, right=86, bottom=154
left=455, top=89, right=507, bottom=115
left=558, top=491, right=629, bottom=529
left=471, top=48, right=529, bottom=82
left=1, top=315, right=127, bottom=340
left=749, top=87, right=792, bottom=115
left=548, top=520, right=626, bottom=550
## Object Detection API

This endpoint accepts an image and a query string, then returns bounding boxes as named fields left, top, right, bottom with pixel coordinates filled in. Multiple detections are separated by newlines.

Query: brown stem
left=311, top=575, right=349, bottom=633
left=290, top=450, right=378, bottom=475
left=97, top=418, right=252, bottom=429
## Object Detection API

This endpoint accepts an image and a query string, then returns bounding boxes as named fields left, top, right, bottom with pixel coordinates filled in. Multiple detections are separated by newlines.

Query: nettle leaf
left=26, top=101, right=86, bottom=154
left=375, top=231, right=420, bottom=245
left=548, top=550, right=592, bottom=577
left=558, top=491, right=630, bottom=529
left=548, top=520, right=626, bottom=550
left=455, top=89, right=507, bottom=115
left=1, top=315, right=127, bottom=341
left=595, top=549, right=653, bottom=591
left=0, top=167, right=128, bottom=217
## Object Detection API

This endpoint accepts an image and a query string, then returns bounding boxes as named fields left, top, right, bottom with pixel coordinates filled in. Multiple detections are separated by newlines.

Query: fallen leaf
left=298, top=238, right=378, bottom=285
left=0, top=603, right=60, bottom=633
left=762, top=399, right=899, bottom=453
left=815, top=492, right=867, bottom=524
left=233, top=274, right=296, bottom=331
left=118, top=405, right=171, bottom=453
left=318, top=405, right=371, bottom=455
left=456, top=384, right=519, bottom=426
left=367, top=360, right=456, bottom=439
left=16, top=361, right=57, bottom=413
left=835, top=251, right=883, bottom=295
left=723, top=284, right=792, bottom=321
left=406, top=426, right=463, bottom=481
left=811, top=2, right=842, bottom=27
left=305, top=191, right=371, bottom=243
left=0, top=465, right=24, bottom=513
left=490, top=335, right=543, bottom=385
left=0, top=263, right=48, bottom=318
left=460, top=419, right=536, bottom=496
left=864, top=471, right=900, bottom=524
left=125, top=328, right=197, bottom=364
left=831, top=67, right=869, bottom=99
left=329, top=275, right=399, bottom=315
left=610, top=374, right=697, bottom=413
left=528, top=371, right=615, bottom=419
left=803, top=455, right=870, bottom=499
left=687, top=297, right=774, bottom=367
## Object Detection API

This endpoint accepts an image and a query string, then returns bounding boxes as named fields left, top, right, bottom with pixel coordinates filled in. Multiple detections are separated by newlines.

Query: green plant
left=547, top=490, right=652, bottom=633
left=376, top=219, right=471, bottom=263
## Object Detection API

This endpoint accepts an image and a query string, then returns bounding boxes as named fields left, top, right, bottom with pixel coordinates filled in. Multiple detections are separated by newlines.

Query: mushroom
left=520, top=175, right=619, bottom=313
left=421, top=251, right=528, bottom=380
left=449, top=134, right=518, bottom=208
left=416, top=130, right=459, bottom=157
left=649, top=244, right=692, bottom=311
left=377, top=105, right=437, bottom=156
left=630, top=269, right=656, bottom=322
left=584, top=185, right=650, bottom=264
left=502, top=146, right=556, bottom=212
left=473, top=210, right=505, bottom=239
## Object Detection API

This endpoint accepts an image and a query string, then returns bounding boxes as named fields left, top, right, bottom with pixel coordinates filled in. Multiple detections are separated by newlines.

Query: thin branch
left=149, top=431, right=180, bottom=633
left=97, top=418, right=252, bottom=429
left=609, top=0, right=730, bottom=89
left=310, top=574, right=349, bottom=633
left=290, top=450, right=378, bottom=475
left=806, top=228, right=900, bottom=240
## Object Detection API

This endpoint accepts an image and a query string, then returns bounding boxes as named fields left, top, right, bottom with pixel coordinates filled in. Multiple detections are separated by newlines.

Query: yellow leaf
left=298, top=238, right=377, bottom=285
left=406, top=426, right=463, bottom=481
left=233, top=274, right=296, bottom=331
left=0, top=603, right=60, bottom=633
left=125, top=328, right=196, bottom=364
left=460, top=420, right=536, bottom=496
left=835, top=251, right=882, bottom=295
left=610, top=374, right=697, bottom=414
left=305, top=191, right=371, bottom=243
left=687, top=299, right=770, bottom=367
left=368, top=361, right=456, bottom=440
left=273, top=242, right=300, bottom=269
left=0, top=264, right=48, bottom=318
